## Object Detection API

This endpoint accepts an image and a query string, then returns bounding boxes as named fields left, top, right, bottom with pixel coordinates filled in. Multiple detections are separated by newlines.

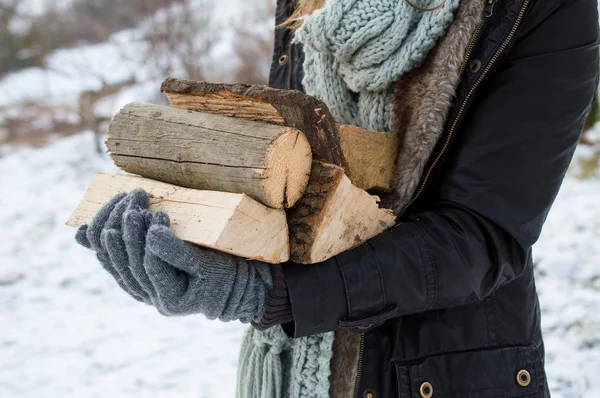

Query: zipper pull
left=484, top=0, right=498, bottom=17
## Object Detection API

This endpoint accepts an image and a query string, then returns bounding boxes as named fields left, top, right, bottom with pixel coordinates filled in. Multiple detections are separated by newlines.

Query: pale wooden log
left=160, top=78, right=342, bottom=166
left=106, top=102, right=312, bottom=209
left=66, top=173, right=289, bottom=264
left=338, top=125, right=400, bottom=192
left=288, top=161, right=396, bottom=264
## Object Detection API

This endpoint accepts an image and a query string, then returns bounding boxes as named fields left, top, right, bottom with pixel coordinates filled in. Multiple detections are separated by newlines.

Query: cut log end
left=261, top=128, right=312, bottom=208
left=338, top=125, right=400, bottom=192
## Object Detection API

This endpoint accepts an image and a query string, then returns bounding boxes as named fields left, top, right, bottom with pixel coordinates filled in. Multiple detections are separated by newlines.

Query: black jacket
left=268, top=0, right=599, bottom=397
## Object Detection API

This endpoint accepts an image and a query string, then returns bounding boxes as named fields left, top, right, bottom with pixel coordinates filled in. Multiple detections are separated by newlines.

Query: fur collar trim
left=385, top=0, right=485, bottom=215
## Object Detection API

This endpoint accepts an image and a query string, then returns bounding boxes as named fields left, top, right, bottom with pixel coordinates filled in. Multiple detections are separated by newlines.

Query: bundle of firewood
left=67, top=78, right=400, bottom=264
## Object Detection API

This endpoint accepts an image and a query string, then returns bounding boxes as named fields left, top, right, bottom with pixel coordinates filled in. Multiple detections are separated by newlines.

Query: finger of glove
left=125, top=189, right=150, bottom=212
left=104, top=193, right=132, bottom=232
left=75, top=225, right=92, bottom=249
left=143, top=245, right=195, bottom=316
left=102, top=228, right=151, bottom=303
left=146, top=223, right=203, bottom=275
left=150, top=210, right=170, bottom=228
left=103, top=190, right=149, bottom=233
left=123, top=209, right=157, bottom=298
left=96, top=251, right=146, bottom=303
left=86, top=193, right=127, bottom=251
left=142, top=209, right=153, bottom=230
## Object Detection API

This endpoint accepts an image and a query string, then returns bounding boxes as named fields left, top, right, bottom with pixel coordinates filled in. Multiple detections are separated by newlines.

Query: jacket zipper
left=484, top=0, right=499, bottom=17
left=458, top=22, right=483, bottom=76
left=287, top=38, right=295, bottom=90
left=353, top=335, right=366, bottom=398
left=351, top=2, right=531, bottom=395
left=397, top=0, right=530, bottom=218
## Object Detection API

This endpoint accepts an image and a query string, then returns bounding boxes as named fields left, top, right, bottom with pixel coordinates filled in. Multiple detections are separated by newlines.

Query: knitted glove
left=76, top=190, right=273, bottom=323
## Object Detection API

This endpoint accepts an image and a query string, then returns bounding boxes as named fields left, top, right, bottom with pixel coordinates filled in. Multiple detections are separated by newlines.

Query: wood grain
left=161, top=78, right=342, bottom=166
left=160, top=79, right=402, bottom=192
left=66, top=173, right=290, bottom=264
left=338, top=125, right=400, bottom=192
left=106, top=102, right=312, bottom=209
left=288, top=161, right=396, bottom=264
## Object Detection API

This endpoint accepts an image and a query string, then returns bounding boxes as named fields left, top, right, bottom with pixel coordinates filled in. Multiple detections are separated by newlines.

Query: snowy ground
left=0, top=132, right=599, bottom=398
left=0, top=0, right=273, bottom=150
left=0, top=133, right=248, bottom=398
left=0, top=2, right=270, bottom=395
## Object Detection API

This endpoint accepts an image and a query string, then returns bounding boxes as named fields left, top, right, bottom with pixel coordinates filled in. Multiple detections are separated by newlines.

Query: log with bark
left=287, top=161, right=396, bottom=264
left=106, top=102, right=312, bottom=209
left=67, top=167, right=396, bottom=264
left=66, top=173, right=290, bottom=264
left=160, top=78, right=399, bottom=193
left=160, top=77, right=342, bottom=166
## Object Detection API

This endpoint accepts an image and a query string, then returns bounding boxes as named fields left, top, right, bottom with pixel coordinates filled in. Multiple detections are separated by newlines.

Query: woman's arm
left=281, top=0, right=600, bottom=338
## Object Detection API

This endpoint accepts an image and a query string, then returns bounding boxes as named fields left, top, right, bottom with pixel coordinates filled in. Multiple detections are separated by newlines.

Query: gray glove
left=76, top=189, right=273, bottom=323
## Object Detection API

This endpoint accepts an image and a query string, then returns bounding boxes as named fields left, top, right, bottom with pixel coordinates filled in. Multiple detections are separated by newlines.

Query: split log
left=106, top=102, right=312, bottom=209
left=66, top=173, right=289, bottom=264
left=160, top=78, right=341, bottom=166
left=288, top=161, right=396, bottom=264
left=161, top=78, right=400, bottom=193
left=338, top=125, right=400, bottom=192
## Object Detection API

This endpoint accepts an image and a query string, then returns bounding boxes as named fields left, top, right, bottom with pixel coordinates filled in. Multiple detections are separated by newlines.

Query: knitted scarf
left=237, top=326, right=334, bottom=398
left=298, top=0, right=460, bottom=132
left=236, top=1, right=462, bottom=397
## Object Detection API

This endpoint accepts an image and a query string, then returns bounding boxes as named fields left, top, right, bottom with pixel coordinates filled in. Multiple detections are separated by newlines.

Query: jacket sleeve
left=282, top=0, right=600, bottom=338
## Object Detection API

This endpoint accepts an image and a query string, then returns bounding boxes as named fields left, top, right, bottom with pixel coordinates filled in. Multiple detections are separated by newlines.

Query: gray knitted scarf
left=237, top=1, right=460, bottom=397
left=298, top=0, right=460, bottom=132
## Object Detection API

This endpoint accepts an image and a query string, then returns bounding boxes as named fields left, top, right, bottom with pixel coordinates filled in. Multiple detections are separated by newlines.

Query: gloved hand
left=76, top=189, right=273, bottom=323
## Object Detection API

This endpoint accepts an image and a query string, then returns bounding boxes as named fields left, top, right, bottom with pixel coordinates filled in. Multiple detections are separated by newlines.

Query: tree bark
left=67, top=173, right=290, bottom=264
left=160, top=79, right=400, bottom=193
left=106, top=102, right=312, bottom=209
left=288, top=161, right=396, bottom=264
left=160, top=78, right=342, bottom=166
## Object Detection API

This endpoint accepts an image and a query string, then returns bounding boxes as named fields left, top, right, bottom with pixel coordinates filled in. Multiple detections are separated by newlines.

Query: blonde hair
left=281, top=0, right=325, bottom=30
left=282, top=0, right=445, bottom=30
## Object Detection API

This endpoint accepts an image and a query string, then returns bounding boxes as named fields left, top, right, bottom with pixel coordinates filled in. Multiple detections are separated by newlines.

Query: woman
left=76, top=0, right=599, bottom=397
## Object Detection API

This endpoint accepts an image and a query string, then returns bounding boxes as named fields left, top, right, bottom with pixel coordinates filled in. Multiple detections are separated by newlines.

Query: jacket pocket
left=395, top=345, right=545, bottom=398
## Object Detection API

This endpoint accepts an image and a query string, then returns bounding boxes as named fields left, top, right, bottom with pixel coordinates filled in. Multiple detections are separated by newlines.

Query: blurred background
left=0, top=0, right=599, bottom=397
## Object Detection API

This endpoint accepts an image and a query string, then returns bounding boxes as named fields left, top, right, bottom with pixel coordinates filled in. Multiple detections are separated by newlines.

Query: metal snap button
left=469, top=60, right=482, bottom=73
left=517, top=369, right=531, bottom=387
left=278, top=55, right=288, bottom=65
left=420, top=382, right=433, bottom=398
left=363, top=389, right=375, bottom=398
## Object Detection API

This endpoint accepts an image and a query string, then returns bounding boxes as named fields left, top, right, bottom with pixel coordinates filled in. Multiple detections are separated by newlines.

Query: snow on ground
left=535, top=161, right=600, bottom=397
left=0, top=132, right=598, bottom=398
left=0, top=132, right=247, bottom=398
left=0, top=0, right=273, bottom=121
left=0, top=3, right=274, bottom=394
